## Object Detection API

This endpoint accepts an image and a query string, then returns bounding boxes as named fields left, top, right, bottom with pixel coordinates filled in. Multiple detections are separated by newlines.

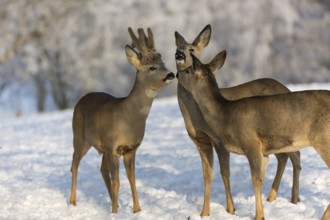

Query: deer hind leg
left=100, top=155, right=113, bottom=204
left=70, top=139, right=90, bottom=206
left=124, top=150, right=141, bottom=213
left=288, top=151, right=301, bottom=204
left=106, top=151, right=120, bottom=213
left=192, top=135, right=214, bottom=217
left=267, top=153, right=288, bottom=202
left=214, top=142, right=235, bottom=214
left=314, top=145, right=330, bottom=168
left=247, top=150, right=269, bottom=220
left=312, top=133, right=330, bottom=168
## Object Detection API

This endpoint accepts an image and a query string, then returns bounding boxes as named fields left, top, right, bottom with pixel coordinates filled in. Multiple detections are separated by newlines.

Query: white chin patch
left=145, top=89, right=156, bottom=98
left=165, top=79, right=173, bottom=84
left=176, top=59, right=185, bottom=65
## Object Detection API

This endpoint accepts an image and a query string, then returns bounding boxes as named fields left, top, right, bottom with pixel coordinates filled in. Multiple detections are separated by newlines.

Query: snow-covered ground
left=1, top=84, right=330, bottom=219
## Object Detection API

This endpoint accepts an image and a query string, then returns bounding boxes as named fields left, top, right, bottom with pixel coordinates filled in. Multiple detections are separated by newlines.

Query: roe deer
left=177, top=51, right=330, bottom=219
left=323, top=204, right=330, bottom=220
left=70, top=27, right=175, bottom=213
left=175, top=24, right=301, bottom=216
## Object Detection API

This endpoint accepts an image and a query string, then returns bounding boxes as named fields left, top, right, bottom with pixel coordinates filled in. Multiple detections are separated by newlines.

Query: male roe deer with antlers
left=69, top=27, right=175, bottom=213
left=175, top=24, right=301, bottom=216
left=177, top=51, right=330, bottom=220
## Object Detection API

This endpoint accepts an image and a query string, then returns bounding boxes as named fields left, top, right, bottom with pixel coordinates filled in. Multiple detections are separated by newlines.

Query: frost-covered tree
left=0, top=0, right=329, bottom=112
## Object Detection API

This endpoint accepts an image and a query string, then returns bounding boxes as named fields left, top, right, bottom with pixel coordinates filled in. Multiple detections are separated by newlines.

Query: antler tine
left=137, top=28, right=145, bottom=41
left=137, top=28, right=149, bottom=51
left=139, top=28, right=155, bottom=51
left=147, top=27, right=156, bottom=50
left=128, top=27, right=139, bottom=49
left=128, top=27, right=155, bottom=53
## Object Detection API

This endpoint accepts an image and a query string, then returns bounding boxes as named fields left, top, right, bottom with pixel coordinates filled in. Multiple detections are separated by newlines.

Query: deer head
left=127, top=27, right=174, bottom=94
left=175, top=24, right=212, bottom=71
left=177, top=51, right=226, bottom=94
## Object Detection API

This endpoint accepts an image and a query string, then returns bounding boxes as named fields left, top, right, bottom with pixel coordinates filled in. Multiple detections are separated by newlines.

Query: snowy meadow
left=1, top=84, right=330, bottom=219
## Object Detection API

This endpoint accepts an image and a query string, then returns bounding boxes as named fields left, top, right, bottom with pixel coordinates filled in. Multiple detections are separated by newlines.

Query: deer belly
left=263, top=138, right=310, bottom=154
left=224, top=144, right=246, bottom=155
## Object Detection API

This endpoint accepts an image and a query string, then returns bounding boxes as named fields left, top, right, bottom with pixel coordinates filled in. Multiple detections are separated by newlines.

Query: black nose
left=165, top=72, right=175, bottom=81
left=175, top=50, right=186, bottom=60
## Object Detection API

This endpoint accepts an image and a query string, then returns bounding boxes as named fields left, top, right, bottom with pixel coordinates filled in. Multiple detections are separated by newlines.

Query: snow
left=1, top=84, right=330, bottom=219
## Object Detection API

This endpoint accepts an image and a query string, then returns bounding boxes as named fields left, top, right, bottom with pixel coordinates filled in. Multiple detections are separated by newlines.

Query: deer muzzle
left=175, top=49, right=186, bottom=64
left=164, top=72, right=175, bottom=82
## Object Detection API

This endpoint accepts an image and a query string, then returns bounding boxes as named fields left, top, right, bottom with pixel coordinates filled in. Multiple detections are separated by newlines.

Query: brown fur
left=70, top=27, right=174, bottom=213
left=175, top=25, right=301, bottom=216
left=177, top=51, right=330, bottom=219
left=323, top=204, right=330, bottom=220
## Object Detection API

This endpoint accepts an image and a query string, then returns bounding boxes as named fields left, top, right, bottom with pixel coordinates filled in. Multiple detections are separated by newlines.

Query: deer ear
left=175, top=31, right=188, bottom=46
left=125, top=45, right=141, bottom=67
left=192, top=24, right=211, bottom=50
left=208, top=50, right=227, bottom=75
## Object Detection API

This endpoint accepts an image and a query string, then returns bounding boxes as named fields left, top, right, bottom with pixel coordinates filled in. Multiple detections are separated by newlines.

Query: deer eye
left=149, top=66, right=156, bottom=71
left=189, top=48, right=195, bottom=53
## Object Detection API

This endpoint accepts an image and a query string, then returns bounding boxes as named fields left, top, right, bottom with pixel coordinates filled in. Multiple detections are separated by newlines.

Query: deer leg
left=70, top=140, right=90, bottom=206
left=106, top=152, right=120, bottom=213
left=194, top=139, right=214, bottom=217
left=314, top=144, right=330, bottom=168
left=70, top=151, right=81, bottom=206
left=311, top=132, right=330, bottom=168
left=288, top=151, right=301, bottom=204
left=267, top=153, right=288, bottom=202
left=123, top=150, right=141, bottom=213
left=100, top=155, right=113, bottom=203
left=247, top=150, right=268, bottom=220
left=214, top=143, right=235, bottom=214
left=322, top=204, right=330, bottom=220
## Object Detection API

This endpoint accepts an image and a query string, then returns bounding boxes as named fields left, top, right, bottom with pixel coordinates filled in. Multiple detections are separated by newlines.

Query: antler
left=128, top=27, right=156, bottom=53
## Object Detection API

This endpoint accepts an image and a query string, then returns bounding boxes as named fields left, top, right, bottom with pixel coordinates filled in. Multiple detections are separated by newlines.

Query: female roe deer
left=70, top=27, right=175, bottom=213
left=175, top=24, right=301, bottom=216
left=177, top=51, right=330, bottom=220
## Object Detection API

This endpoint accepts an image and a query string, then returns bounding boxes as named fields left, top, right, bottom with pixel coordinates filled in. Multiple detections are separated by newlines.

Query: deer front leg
left=267, top=153, right=288, bottom=202
left=124, top=150, right=141, bottom=213
left=107, top=152, right=120, bottom=213
left=247, top=150, right=269, bottom=220
left=214, top=143, right=235, bottom=214
left=288, top=151, right=301, bottom=204
left=194, top=140, right=214, bottom=217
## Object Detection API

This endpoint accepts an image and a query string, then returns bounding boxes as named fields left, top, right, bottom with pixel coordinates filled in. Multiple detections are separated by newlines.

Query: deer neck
left=124, top=76, right=155, bottom=118
left=177, top=82, right=191, bottom=99
left=192, top=84, right=226, bottom=133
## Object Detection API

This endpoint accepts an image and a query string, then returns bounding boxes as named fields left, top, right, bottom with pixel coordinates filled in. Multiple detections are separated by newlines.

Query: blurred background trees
left=0, top=0, right=329, bottom=113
